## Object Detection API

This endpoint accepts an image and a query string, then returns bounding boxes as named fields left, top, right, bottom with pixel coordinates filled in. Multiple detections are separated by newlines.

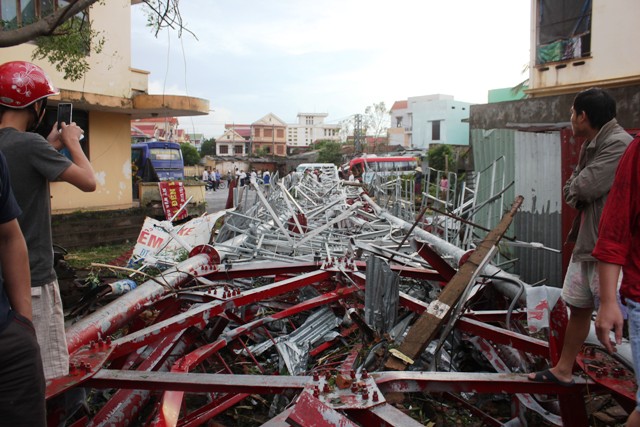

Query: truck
left=131, top=141, right=184, bottom=182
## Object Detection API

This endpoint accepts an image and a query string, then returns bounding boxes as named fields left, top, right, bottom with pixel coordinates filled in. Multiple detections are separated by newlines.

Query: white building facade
left=286, top=113, right=341, bottom=149
left=390, top=94, right=472, bottom=150
left=216, top=129, right=247, bottom=157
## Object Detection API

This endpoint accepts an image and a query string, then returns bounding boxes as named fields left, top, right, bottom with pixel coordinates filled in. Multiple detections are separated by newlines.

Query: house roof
left=225, top=124, right=252, bottom=138
left=252, top=113, right=287, bottom=127
left=218, top=129, right=246, bottom=142
left=390, top=100, right=408, bottom=111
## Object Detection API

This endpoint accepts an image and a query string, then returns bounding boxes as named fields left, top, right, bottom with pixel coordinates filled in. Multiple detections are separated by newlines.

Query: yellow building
left=527, top=0, right=640, bottom=97
left=0, top=0, right=209, bottom=214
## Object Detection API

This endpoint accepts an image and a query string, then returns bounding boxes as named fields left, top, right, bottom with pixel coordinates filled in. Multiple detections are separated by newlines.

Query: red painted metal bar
left=85, top=370, right=310, bottom=394
left=109, top=269, right=333, bottom=359
left=373, top=371, right=590, bottom=395
left=82, top=369, right=593, bottom=397
left=414, top=238, right=457, bottom=281
left=46, top=343, right=113, bottom=399
left=464, top=309, right=528, bottom=323
left=66, top=253, right=214, bottom=354
left=88, top=330, right=192, bottom=427
left=201, top=261, right=320, bottom=280
left=549, top=298, right=590, bottom=427
left=456, top=316, right=549, bottom=357
left=178, top=393, right=250, bottom=427
left=287, top=392, right=361, bottom=427
left=173, top=284, right=358, bottom=372
left=309, top=324, right=359, bottom=358
left=156, top=279, right=352, bottom=427
left=350, top=403, right=426, bottom=427
left=577, top=345, right=636, bottom=411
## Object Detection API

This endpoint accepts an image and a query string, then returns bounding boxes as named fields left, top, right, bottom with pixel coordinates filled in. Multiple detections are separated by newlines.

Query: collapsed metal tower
left=51, top=170, right=636, bottom=427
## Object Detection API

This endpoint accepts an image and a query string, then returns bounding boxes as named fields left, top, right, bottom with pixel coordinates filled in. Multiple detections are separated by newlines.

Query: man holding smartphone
left=0, top=60, right=96, bottom=385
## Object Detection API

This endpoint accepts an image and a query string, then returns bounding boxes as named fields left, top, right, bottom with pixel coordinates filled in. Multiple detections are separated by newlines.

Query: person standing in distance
left=0, top=61, right=96, bottom=381
left=528, top=88, right=632, bottom=385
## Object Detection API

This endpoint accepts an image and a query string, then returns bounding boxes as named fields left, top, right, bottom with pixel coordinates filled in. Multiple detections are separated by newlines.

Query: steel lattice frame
left=48, top=173, right=636, bottom=427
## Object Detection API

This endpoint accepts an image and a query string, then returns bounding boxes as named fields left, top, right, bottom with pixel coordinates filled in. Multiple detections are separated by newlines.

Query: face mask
left=27, top=99, right=48, bottom=132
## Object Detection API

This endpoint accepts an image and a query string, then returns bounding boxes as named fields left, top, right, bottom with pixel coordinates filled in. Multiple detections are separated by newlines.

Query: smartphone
left=57, top=103, right=73, bottom=129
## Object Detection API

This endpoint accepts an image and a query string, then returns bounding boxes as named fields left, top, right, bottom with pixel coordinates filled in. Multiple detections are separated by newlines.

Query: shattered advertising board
left=158, top=181, right=188, bottom=221
left=129, top=212, right=225, bottom=267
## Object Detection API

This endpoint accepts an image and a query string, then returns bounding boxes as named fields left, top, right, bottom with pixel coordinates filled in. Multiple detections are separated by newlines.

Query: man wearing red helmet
left=0, top=61, right=96, bottom=382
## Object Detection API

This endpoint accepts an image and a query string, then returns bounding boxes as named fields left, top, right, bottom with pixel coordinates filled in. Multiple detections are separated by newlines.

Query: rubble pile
left=51, top=170, right=635, bottom=427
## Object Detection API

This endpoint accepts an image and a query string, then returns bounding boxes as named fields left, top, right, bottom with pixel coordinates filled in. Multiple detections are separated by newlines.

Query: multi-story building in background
left=251, top=113, right=287, bottom=156
left=389, top=94, right=472, bottom=151
left=286, top=113, right=341, bottom=151
left=388, top=101, right=411, bottom=148
left=216, top=128, right=247, bottom=157
left=131, top=117, right=188, bottom=143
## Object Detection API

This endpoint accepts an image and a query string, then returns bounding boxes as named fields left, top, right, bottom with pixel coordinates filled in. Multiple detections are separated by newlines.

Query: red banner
left=158, top=181, right=188, bottom=221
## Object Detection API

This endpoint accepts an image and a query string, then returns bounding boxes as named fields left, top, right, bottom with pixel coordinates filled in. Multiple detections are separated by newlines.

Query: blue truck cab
left=132, top=141, right=184, bottom=181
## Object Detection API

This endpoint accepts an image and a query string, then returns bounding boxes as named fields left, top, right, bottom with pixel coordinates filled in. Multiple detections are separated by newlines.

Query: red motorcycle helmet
left=0, top=60, right=59, bottom=109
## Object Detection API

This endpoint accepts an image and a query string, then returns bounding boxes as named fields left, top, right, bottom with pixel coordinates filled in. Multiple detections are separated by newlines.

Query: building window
left=265, top=146, right=271, bottom=154
left=396, top=117, right=403, bottom=127
left=1, top=0, right=57, bottom=29
left=536, top=0, right=591, bottom=65
left=234, top=145, right=243, bottom=155
left=276, top=128, right=284, bottom=138
left=431, top=120, right=441, bottom=141
left=254, top=128, right=261, bottom=138
left=219, top=145, right=228, bottom=154
left=306, top=116, right=313, bottom=125
left=264, top=127, right=273, bottom=138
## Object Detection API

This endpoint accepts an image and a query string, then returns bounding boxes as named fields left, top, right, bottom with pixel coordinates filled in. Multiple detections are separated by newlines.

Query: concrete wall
left=50, top=111, right=133, bottom=213
left=470, top=85, right=640, bottom=131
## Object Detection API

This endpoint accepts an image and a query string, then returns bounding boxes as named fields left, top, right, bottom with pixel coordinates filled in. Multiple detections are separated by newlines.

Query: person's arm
left=46, top=122, right=64, bottom=151
left=56, top=122, right=96, bottom=192
left=566, top=138, right=630, bottom=205
left=0, top=219, right=31, bottom=320
left=593, top=138, right=638, bottom=353
left=595, top=262, right=624, bottom=353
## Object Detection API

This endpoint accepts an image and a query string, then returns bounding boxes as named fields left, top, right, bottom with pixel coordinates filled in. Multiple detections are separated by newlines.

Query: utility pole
left=354, top=114, right=364, bottom=155
left=272, top=124, right=275, bottom=156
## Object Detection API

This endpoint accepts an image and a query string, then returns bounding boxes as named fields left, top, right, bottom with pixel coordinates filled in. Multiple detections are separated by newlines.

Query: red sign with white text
left=158, top=181, right=188, bottom=221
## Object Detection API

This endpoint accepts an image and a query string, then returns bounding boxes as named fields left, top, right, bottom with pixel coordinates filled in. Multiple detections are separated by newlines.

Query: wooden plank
left=385, top=196, right=524, bottom=371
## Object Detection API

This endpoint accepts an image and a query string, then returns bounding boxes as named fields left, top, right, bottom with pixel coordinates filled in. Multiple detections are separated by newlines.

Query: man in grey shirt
left=0, top=60, right=96, bottom=381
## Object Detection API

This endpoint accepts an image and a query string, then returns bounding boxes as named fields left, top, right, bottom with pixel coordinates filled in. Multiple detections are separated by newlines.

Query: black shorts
left=0, top=313, right=46, bottom=427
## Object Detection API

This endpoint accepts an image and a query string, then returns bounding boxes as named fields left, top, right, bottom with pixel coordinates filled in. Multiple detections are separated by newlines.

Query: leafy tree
left=180, top=143, right=200, bottom=166
left=427, top=144, right=455, bottom=172
left=0, top=0, right=192, bottom=81
left=317, top=141, right=343, bottom=165
left=200, top=138, right=216, bottom=157
left=253, top=147, right=269, bottom=158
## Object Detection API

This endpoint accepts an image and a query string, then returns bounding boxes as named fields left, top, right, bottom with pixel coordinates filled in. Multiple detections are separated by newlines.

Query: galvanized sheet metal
left=471, top=129, right=563, bottom=286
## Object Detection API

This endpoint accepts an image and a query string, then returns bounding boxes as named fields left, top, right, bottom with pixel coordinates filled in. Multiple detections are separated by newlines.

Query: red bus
left=349, top=156, right=419, bottom=182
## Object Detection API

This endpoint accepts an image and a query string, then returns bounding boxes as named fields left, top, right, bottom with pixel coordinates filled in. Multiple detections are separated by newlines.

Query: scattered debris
left=50, top=171, right=636, bottom=426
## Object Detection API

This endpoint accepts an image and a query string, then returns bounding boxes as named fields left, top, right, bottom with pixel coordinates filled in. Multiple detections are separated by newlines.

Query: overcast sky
left=131, top=1, right=531, bottom=139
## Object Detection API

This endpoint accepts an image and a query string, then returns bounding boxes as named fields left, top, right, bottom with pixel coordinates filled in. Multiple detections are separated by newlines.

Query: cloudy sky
left=131, top=1, right=531, bottom=139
